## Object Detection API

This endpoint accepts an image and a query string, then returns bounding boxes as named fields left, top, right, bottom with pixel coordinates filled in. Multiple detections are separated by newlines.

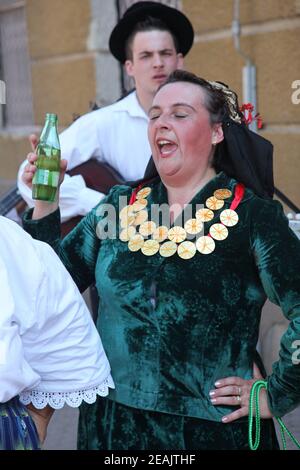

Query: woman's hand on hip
left=209, top=363, right=273, bottom=423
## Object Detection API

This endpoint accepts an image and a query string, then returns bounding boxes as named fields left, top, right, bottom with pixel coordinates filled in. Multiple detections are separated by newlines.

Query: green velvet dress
left=24, top=171, right=300, bottom=450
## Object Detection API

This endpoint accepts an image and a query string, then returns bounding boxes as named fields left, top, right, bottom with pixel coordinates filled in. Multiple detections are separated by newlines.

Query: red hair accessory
left=240, top=103, right=263, bottom=129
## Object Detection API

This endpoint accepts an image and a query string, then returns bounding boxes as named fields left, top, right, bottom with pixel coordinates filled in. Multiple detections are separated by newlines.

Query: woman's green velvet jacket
left=23, top=172, right=300, bottom=421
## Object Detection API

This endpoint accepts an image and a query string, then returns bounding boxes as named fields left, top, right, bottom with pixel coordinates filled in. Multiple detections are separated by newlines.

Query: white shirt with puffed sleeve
left=17, top=91, right=151, bottom=222
left=0, top=216, right=114, bottom=409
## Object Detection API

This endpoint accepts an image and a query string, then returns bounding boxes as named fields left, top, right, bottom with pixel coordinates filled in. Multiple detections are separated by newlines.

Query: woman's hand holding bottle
left=22, top=133, right=67, bottom=220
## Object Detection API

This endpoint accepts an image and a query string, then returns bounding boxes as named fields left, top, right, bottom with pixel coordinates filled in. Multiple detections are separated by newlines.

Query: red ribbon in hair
left=240, top=103, right=263, bottom=129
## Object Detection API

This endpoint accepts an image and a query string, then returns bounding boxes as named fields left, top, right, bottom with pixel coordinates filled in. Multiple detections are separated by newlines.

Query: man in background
left=17, top=2, right=194, bottom=223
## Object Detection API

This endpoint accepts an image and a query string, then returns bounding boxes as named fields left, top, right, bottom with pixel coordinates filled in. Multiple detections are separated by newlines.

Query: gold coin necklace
left=119, top=183, right=245, bottom=259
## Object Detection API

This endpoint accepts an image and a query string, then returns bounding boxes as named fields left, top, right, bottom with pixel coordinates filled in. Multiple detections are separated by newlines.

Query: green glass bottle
left=32, top=113, right=61, bottom=202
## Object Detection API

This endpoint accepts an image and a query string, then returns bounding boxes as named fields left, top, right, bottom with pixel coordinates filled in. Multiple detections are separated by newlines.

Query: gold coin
left=119, top=226, right=136, bottom=241
left=209, top=223, right=228, bottom=241
left=206, top=196, right=224, bottom=211
left=196, top=236, right=215, bottom=254
left=220, top=209, right=239, bottom=227
left=139, top=221, right=156, bottom=237
left=152, top=226, right=169, bottom=242
left=168, top=226, right=187, bottom=243
left=133, top=210, right=148, bottom=226
left=136, top=187, right=151, bottom=199
left=128, top=234, right=144, bottom=252
left=195, top=208, right=214, bottom=222
left=214, top=189, right=232, bottom=200
left=184, top=218, right=203, bottom=235
left=177, top=241, right=196, bottom=259
left=141, top=239, right=160, bottom=256
left=119, top=205, right=134, bottom=219
left=120, top=215, right=135, bottom=228
left=132, top=199, right=148, bottom=211
left=159, top=241, right=178, bottom=257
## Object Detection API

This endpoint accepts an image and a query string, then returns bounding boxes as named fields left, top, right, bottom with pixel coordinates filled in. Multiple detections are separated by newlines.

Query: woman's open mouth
left=156, top=139, right=178, bottom=157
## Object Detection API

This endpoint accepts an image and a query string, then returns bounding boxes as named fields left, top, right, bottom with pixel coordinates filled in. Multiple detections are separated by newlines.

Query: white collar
left=113, top=90, right=149, bottom=120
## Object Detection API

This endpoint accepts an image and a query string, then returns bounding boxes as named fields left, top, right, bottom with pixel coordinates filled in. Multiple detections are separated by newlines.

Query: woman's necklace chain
left=119, top=186, right=241, bottom=259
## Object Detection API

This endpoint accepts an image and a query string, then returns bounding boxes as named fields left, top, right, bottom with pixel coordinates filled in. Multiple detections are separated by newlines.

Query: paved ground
left=44, top=407, right=79, bottom=450
left=275, top=408, right=300, bottom=450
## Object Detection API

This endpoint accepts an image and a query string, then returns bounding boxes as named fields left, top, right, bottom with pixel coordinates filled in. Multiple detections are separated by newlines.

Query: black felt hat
left=109, top=1, right=194, bottom=63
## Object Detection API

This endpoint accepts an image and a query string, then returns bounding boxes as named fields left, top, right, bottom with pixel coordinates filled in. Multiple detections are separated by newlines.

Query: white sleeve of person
left=0, top=217, right=114, bottom=409
left=0, top=255, right=41, bottom=402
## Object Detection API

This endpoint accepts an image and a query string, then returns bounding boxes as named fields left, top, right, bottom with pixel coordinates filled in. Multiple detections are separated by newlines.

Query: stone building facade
left=0, top=0, right=299, bottom=205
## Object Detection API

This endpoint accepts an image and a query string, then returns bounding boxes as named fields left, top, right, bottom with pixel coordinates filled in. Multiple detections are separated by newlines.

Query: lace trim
left=19, top=375, right=115, bottom=409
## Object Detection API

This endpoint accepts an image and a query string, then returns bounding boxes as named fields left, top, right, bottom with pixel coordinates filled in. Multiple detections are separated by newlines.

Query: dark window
left=0, top=2, right=33, bottom=127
